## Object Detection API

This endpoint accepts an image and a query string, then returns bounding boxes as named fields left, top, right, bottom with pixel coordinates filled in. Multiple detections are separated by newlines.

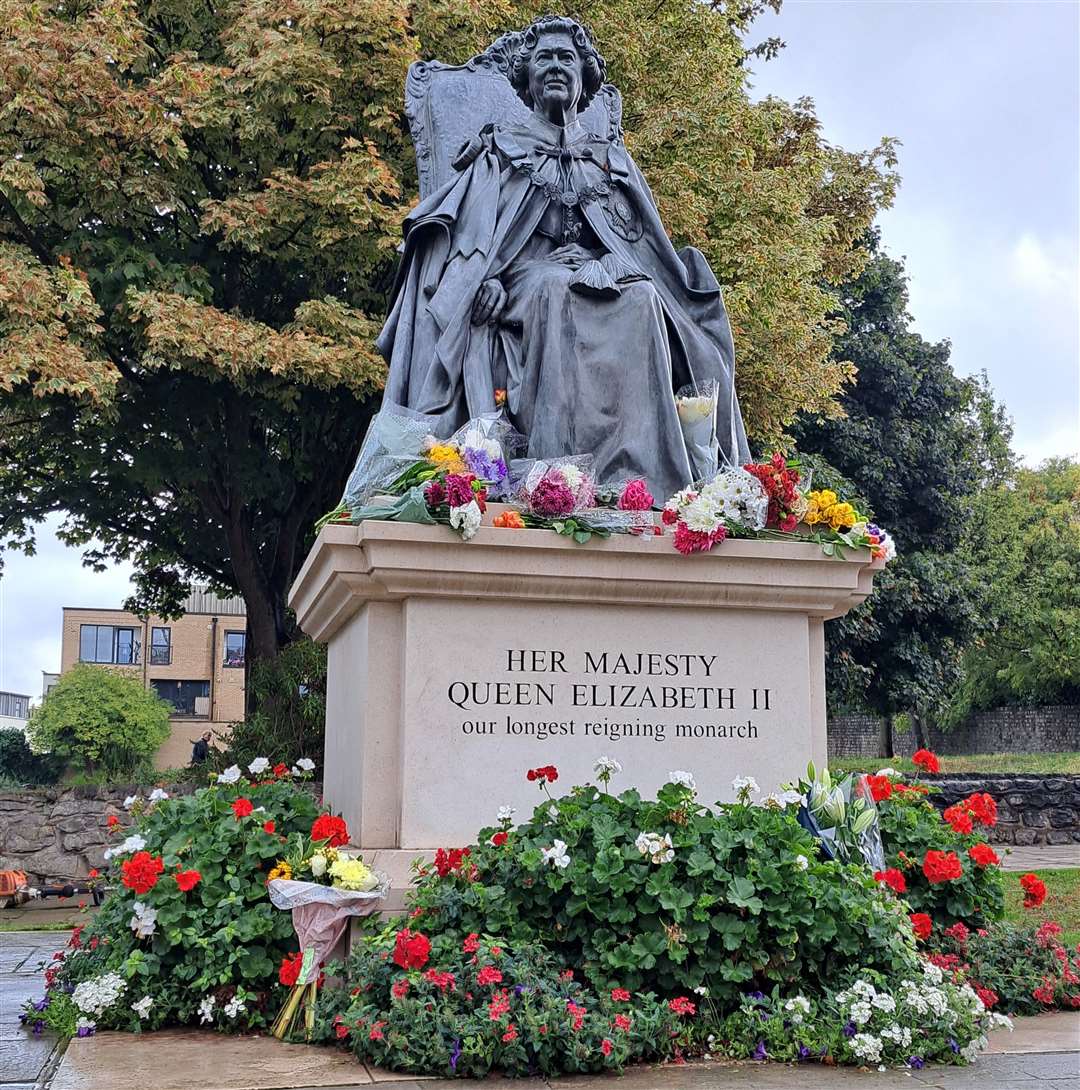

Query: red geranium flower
left=668, top=996, right=696, bottom=1017
left=262, top=820, right=276, bottom=834
left=491, top=831, right=508, bottom=847
left=87, top=868, right=99, bottom=878
left=864, top=774, right=893, bottom=803
left=273, top=762, right=289, bottom=777
left=121, top=851, right=164, bottom=894
left=433, top=847, right=470, bottom=877
left=477, top=966, right=503, bottom=986
left=106, top=814, right=120, bottom=829
left=968, top=843, right=1000, bottom=867
left=174, top=869, right=202, bottom=892
left=873, top=868, right=907, bottom=895
left=232, top=797, right=254, bottom=818
left=279, top=951, right=303, bottom=987
left=912, top=749, right=940, bottom=774
left=910, top=913, right=933, bottom=941
left=975, top=985, right=998, bottom=1009
left=923, top=850, right=963, bottom=884
left=526, top=765, right=558, bottom=784
left=1021, top=873, right=1047, bottom=909
left=310, top=813, right=350, bottom=847
left=943, top=804, right=974, bottom=835
left=392, top=928, right=431, bottom=970
left=965, top=792, right=998, bottom=827
left=611, top=987, right=631, bottom=1002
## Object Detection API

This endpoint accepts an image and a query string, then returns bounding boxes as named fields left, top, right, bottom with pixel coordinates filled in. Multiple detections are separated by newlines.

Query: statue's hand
left=471, top=278, right=507, bottom=325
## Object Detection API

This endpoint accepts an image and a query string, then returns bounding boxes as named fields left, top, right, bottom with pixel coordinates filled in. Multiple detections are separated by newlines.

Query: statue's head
left=507, top=15, right=606, bottom=114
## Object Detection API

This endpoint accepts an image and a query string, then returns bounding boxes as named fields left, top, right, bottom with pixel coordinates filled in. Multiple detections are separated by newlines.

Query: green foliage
left=0, top=726, right=63, bottom=785
left=314, top=933, right=684, bottom=1076
left=946, top=458, right=1080, bottom=721
left=406, top=778, right=916, bottom=1004
left=793, top=233, right=1015, bottom=721
left=221, top=638, right=327, bottom=770
left=32, top=771, right=325, bottom=1036
left=25, top=665, right=170, bottom=780
left=876, top=790, right=1004, bottom=929
left=0, top=0, right=897, bottom=661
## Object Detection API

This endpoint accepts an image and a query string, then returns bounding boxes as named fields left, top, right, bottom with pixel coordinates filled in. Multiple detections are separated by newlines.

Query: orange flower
left=493, top=511, right=525, bottom=529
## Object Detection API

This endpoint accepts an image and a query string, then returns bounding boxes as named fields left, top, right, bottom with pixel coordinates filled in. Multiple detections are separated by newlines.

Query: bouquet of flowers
left=318, top=408, right=521, bottom=541
left=793, top=762, right=886, bottom=872
left=675, top=380, right=719, bottom=480
left=803, top=490, right=898, bottom=562
left=743, top=453, right=806, bottom=532
left=659, top=468, right=768, bottom=555
left=268, top=815, right=387, bottom=1041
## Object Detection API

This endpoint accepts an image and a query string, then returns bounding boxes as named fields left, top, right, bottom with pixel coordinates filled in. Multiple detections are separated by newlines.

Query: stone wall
left=923, top=774, right=1080, bottom=847
left=0, top=786, right=136, bottom=884
left=828, top=705, right=1080, bottom=759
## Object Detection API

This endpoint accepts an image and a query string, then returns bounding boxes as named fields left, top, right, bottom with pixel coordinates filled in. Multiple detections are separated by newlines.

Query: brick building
left=59, top=587, right=247, bottom=768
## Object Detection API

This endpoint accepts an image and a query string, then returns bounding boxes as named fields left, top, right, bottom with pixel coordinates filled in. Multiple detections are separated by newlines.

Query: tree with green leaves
left=793, top=232, right=1015, bottom=751
left=1, top=0, right=897, bottom=668
left=27, top=664, right=171, bottom=779
left=946, top=457, right=1080, bottom=720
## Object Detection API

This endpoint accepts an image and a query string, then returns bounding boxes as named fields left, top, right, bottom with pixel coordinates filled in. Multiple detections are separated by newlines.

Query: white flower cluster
left=541, top=839, right=570, bottom=869
left=73, top=972, right=126, bottom=1017
left=131, top=995, right=154, bottom=1020
left=668, top=770, right=696, bottom=791
left=123, top=794, right=140, bottom=810
left=294, top=757, right=316, bottom=774
left=700, top=469, right=769, bottom=529
left=103, top=834, right=146, bottom=861
left=497, top=805, right=516, bottom=823
left=198, top=995, right=216, bottom=1024
left=763, top=788, right=804, bottom=809
left=850, top=1032, right=882, bottom=1064
left=129, top=901, right=157, bottom=939
left=223, top=995, right=246, bottom=1019
left=217, top=765, right=242, bottom=785
left=784, top=995, right=811, bottom=1024
left=148, top=787, right=169, bottom=804
left=248, top=756, right=270, bottom=775
left=593, top=755, right=622, bottom=778
left=449, top=499, right=483, bottom=540
left=881, top=1022, right=912, bottom=1048
left=634, top=831, right=675, bottom=864
left=731, top=775, right=759, bottom=801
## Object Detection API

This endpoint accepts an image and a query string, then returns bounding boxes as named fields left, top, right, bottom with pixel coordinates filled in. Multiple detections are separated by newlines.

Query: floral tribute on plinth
left=317, top=405, right=897, bottom=559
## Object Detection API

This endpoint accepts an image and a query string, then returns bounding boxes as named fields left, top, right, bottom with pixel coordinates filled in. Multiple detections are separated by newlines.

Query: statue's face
left=527, top=31, right=583, bottom=115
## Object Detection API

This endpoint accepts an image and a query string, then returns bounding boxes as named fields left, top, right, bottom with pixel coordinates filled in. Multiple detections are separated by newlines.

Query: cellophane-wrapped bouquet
left=675, top=380, right=719, bottom=480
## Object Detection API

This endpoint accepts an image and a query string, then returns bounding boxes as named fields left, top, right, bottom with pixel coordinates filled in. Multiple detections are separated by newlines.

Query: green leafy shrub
left=927, top=920, right=1080, bottom=1015
left=26, top=665, right=170, bottom=780
left=313, top=931, right=687, bottom=1077
left=406, top=774, right=915, bottom=1004
left=220, top=638, right=326, bottom=771
left=874, top=781, right=1004, bottom=928
left=23, top=763, right=331, bottom=1037
left=0, top=727, right=62, bottom=785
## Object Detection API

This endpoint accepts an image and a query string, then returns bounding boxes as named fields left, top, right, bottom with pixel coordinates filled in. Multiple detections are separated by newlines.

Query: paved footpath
left=1001, top=844, right=1080, bottom=872
left=2, top=930, right=1077, bottom=1090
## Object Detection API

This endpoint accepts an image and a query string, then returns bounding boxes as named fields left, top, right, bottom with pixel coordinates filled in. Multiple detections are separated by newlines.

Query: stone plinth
left=290, top=520, right=881, bottom=853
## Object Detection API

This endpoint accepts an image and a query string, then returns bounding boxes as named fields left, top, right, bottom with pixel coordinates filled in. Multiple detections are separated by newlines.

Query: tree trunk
left=910, top=711, right=928, bottom=752
left=877, top=715, right=893, bottom=759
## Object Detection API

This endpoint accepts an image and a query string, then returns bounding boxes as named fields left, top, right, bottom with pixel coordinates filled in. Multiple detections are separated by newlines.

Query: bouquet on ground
left=267, top=813, right=387, bottom=1040
left=318, top=409, right=522, bottom=541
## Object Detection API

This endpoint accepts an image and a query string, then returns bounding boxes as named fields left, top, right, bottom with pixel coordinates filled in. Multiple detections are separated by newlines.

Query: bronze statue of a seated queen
left=379, top=15, right=749, bottom=500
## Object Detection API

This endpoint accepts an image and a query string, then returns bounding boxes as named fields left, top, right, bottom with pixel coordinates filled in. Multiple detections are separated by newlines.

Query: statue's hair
left=506, top=15, right=606, bottom=111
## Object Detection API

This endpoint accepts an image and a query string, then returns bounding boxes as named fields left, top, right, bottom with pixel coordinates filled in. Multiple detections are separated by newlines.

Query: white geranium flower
left=248, top=757, right=270, bottom=775
left=876, top=767, right=900, bottom=778
left=694, top=986, right=710, bottom=997
left=634, top=831, right=675, bottom=864
left=731, top=775, right=759, bottom=800
left=217, top=765, right=242, bottom=785
left=449, top=499, right=483, bottom=541
left=497, top=806, right=516, bottom=823
left=794, top=854, right=809, bottom=870
left=295, top=757, right=316, bottom=773
left=197, top=996, right=216, bottom=1024
left=223, top=995, right=246, bottom=1019
left=148, top=788, right=169, bottom=804
left=668, top=770, right=696, bottom=791
left=131, top=995, right=154, bottom=1020
left=542, top=840, right=570, bottom=870
left=593, top=755, right=622, bottom=778
left=104, top=834, right=147, bottom=861
left=123, top=794, right=140, bottom=810
left=129, top=902, right=157, bottom=939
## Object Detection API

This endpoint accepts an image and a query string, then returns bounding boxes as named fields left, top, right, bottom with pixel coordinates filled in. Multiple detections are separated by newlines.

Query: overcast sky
left=1, top=0, right=1077, bottom=703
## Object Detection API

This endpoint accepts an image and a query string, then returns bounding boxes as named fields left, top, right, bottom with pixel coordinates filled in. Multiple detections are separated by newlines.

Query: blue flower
left=948, top=1037, right=960, bottom=1054
left=843, top=1021, right=857, bottom=1038
left=31, top=1020, right=45, bottom=1036
left=908, top=1056, right=925, bottom=1069
left=76, top=1025, right=94, bottom=1038
left=798, top=1044, right=811, bottom=1060
left=449, top=1039, right=462, bottom=1072
left=753, top=1040, right=768, bottom=1061
left=33, top=997, right=50, bottom=1012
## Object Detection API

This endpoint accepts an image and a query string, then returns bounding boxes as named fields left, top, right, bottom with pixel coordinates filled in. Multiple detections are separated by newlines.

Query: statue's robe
left=378, top=112, right=750, bottom=500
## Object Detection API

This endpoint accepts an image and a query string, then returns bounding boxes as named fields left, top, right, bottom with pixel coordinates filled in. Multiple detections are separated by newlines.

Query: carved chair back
left=405, top=32, right=624, bottom=200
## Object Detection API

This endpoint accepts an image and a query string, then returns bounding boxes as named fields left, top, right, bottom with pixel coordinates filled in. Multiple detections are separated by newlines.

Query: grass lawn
left=830, top=752, right=1080, bottom=776
left=0, top=919, right=77, bottom=932
left=1002, top=867, right=1080, bottom=947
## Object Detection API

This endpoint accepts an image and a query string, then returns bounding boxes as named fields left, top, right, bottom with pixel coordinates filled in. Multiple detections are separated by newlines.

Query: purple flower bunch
left=530, top=474, right=577, bottom=517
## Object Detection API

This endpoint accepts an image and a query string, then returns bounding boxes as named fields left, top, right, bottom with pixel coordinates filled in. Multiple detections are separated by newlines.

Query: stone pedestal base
left=290, top=519, right=881, bottom=873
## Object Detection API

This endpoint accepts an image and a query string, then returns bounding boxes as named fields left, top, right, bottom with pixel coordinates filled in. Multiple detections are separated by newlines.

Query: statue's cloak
left=377, top=116, right=750, bottom=488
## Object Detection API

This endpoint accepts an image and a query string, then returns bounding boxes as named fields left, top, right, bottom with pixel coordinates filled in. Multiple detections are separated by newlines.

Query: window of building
left=0, top=692, right=29, bottom=719
left=151, top=679, right=211, bottom=717
left=223, top=631, right=246, bottom=668
left=150, top=626, right=171, bottom=665
left=78, top=624, right=139, bottom=665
